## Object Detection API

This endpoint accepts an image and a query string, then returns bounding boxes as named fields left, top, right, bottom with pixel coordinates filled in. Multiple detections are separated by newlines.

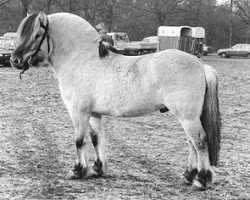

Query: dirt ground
left=0, top=54, right=249, bottom=200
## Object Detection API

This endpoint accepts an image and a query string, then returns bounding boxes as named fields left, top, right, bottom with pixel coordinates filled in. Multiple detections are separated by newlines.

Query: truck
left=0, top=36, right=17, bottom=67
left=107, top=32, right=158, bottom=55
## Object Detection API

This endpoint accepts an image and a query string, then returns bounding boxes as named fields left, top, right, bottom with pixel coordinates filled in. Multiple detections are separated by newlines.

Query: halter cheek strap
left=32, top=19, right=50, bottom=58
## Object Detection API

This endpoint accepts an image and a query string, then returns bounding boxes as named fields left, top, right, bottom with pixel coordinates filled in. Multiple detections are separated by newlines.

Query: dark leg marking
left=159, top=107, right=169, bottom=113
left=91, top=133, right=98, bottom=147
left=183, top=168, right=198, bottom=184
left=76, top=138, right=83, bottom=149
left=72, top=163, right=87, bottom=179
left=196, top=169, right=212, bottom=187
left=93, top=158, right=103, bottom=176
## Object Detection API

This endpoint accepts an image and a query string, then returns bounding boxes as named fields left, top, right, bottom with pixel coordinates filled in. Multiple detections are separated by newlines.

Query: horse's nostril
left=14, top=58, right=20, bottom=64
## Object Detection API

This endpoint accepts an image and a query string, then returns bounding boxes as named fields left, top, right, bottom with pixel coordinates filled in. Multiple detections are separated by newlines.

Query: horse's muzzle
left=10, top=56, right=29, bottom=71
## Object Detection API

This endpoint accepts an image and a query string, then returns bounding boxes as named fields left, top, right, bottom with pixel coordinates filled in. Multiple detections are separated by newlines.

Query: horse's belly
left=92, top=91, right=161, bottom=117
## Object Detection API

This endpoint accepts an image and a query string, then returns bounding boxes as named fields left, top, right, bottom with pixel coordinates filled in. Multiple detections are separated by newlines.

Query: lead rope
left=19, top=57, right=32, bottom=80
left=19, top=69, right=26, bottom=80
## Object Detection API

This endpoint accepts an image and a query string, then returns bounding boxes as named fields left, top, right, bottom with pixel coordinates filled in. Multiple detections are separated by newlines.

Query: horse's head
left=11, top=12, right=50, bottom=72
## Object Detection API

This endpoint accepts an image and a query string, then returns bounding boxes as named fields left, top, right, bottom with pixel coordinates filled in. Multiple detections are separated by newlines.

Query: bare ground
left=0, top=55, right=249, bottom=200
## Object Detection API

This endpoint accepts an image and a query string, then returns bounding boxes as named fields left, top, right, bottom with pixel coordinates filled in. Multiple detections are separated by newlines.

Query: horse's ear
left=38, top=12, right=48, bottom=27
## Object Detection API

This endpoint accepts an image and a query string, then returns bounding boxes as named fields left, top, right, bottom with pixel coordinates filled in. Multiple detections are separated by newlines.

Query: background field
left=0, top=55, right=249, bottom=200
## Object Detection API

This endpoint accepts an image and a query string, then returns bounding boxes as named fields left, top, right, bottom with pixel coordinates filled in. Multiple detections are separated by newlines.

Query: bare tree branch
left=0, top=0, right=12, bottom=7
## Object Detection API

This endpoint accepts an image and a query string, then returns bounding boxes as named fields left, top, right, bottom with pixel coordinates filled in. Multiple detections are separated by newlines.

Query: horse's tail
left=201, top=65, right=221, bottom=166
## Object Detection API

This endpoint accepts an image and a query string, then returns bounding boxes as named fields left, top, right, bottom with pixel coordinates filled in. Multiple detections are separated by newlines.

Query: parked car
left=0, top=36, right=17, bottom=67
left=202, top=44, right=212, bottom=56
left=217, top=43, right=250, bottom=58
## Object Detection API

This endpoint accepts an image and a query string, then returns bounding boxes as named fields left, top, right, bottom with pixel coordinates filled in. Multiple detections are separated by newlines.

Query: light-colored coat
left=11, top=12, right=221, bottom=190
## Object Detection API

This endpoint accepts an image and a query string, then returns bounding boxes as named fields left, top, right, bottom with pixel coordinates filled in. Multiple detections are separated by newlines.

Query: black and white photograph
left=0, top=0, right=249, bottom=199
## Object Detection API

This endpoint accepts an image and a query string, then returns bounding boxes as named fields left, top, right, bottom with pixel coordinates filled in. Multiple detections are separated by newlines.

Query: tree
left=29, top=0, right=54, bottom=14
left=125, top=0, right=188, bottom=26
left=0, top=0, right=23, bottom=34
left=0, top=0, right=247, bottom=48
left=234, top=0, right=250, bottom=43
left=21, top=0, right=32, bottom=18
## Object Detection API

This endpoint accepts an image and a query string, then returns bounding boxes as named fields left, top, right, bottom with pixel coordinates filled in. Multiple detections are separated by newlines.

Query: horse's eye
left=35, top=34, right=40, bottom=39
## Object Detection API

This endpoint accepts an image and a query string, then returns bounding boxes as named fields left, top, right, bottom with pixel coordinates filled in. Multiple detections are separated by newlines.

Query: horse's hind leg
left=181, top=118, right=214, bottom=190
left=89, top=115, right=107, bottom=176
left=182, top=140, right=198, bottom=184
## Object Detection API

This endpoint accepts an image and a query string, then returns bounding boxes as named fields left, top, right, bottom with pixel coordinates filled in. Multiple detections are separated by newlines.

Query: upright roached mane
left=11, top=12, right=221, bottom=191
left=99, top=41, right=120, bottom=58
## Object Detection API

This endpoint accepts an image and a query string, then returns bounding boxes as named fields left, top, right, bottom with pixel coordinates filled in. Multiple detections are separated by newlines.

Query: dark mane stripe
left=99, top=41, right=120, bottom=58
left=19, top=14, right=38, bottom=42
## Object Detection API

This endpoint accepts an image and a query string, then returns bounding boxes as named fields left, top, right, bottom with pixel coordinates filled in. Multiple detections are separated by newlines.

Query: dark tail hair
left=201, top=65, right=221, bottom=166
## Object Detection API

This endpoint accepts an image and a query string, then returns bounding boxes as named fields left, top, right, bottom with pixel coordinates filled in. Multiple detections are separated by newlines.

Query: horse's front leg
left=66, top=108, right=92, bottom=179
left=89, top=115, right=108, bottom=176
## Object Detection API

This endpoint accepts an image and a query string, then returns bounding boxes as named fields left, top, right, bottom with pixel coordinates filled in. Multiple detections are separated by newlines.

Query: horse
left=11, top=12, right=221, bottom=191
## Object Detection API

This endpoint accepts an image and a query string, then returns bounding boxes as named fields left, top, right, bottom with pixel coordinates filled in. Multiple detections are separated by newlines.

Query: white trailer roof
left=157, top=26, right=192, bottom=37
left=192, top=27, right=205, bottom=38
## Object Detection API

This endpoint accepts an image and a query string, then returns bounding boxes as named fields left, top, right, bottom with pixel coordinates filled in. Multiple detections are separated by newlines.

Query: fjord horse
left=11, top=12, right=221, bottom=190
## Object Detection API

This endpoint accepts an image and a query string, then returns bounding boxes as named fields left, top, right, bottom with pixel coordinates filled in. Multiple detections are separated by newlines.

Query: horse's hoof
left=180, top=176, right=192, bottom=185
left=182, top=169, right=198, bottom=185
left=65, top=164, right=89, bottom=180
left=65, top=170, right=82, bottom=180
left=192, top=180, right=206, bottom=191
left=92, top=166, right=104, bottom=177
left=92, top=159, right=105, bottom=177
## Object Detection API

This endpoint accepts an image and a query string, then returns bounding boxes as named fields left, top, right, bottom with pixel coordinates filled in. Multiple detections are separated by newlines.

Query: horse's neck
left=47, top=14, right=100, bottom=75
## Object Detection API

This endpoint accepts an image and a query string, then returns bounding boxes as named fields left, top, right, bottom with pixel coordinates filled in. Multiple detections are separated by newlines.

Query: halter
left=19, top=19, right=50, bottom=79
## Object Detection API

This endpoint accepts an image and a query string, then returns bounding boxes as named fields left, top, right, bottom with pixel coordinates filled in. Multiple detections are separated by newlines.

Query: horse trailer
left=157, top=26, right=205, bottom=56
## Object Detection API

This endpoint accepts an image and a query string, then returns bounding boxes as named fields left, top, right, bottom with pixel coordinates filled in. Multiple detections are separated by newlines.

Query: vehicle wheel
left=221, top=53, right=227, bottom=58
